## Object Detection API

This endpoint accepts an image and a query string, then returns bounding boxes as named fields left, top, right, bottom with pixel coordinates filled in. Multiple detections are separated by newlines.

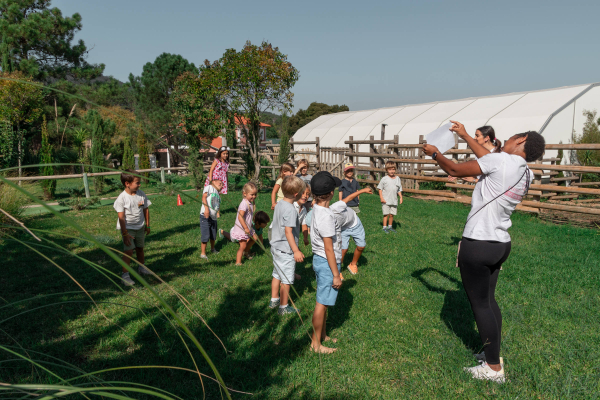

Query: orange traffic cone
left=177, top=194, right=184, bottom=206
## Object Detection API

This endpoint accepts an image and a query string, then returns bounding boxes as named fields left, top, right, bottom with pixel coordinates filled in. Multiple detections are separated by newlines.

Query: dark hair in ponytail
left=477, top=125, right=501, bottom=152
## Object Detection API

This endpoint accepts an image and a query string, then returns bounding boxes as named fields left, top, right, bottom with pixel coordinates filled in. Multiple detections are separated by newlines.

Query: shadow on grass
left=411, top=268, right=480, bottom=352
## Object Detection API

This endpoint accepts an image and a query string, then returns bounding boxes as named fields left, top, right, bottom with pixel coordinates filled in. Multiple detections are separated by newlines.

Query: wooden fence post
left=348, top=136, right=354, bottom=166
left=417, top=135, right=425, bottom=190
left=160, top=167, right=165, bottom=184
left=369, top=135, right=377, bottom=188
left=82, top=173, right=90, bottom=198
left=315, top=137, right=321, bottom=172
left=289, top=138, right=294, bottom=164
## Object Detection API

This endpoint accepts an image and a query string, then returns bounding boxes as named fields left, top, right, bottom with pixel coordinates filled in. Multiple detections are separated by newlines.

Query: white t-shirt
left=377, top=176, right=403, bottom=206
left=114, top=189, right=152, bottom=230
left=329, top=201, right=358, bottom=230
left=293, top=202, right=308, bottom=226
left=311, top=204, right=342, bottom=264
left=463, top=152, right=532, bottom=243
left=201, top=185, right=219, bottom=219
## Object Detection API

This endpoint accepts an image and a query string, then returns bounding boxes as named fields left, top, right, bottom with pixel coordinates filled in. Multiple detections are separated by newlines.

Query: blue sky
left=55, top=0, right=600, bottom=112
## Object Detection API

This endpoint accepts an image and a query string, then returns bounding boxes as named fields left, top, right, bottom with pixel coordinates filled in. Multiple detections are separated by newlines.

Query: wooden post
left=393, top=134, right=401, bottom=188
left=379, top=125, right=386, bottom=174
left=289, top=138, right=294, bottom=164
left=160, top=167, right=165, bottom=183
left=315, top=137, right=321, bottom=172
left=348, top=136, right=354, bottom=166
left=533, top=157, right=542, bottom=202
left=369, top=135, right=377, bottom=188
left=417, top=135, right=425, bottom=191
left=82, top=173, right=90, bottom=198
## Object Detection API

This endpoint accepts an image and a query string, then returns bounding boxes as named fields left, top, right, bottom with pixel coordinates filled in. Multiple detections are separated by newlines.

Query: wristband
left=432, top=152, right=438, bottom=160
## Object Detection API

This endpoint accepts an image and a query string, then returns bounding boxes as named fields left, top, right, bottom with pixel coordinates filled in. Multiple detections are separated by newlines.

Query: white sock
left=279, top=304, right=287, bottom=309
left=271, top=298, right=279, bottom=302
left=122, top=272, right=129, bottom=277
left=388, top=225, right=393, bottom=228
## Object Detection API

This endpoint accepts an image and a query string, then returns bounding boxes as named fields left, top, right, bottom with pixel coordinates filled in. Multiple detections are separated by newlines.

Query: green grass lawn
left=1, top=188, right=599, bottom=399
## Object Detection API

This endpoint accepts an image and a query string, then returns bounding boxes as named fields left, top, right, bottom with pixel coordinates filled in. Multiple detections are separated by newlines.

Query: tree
left=85, top=110, right=115, bottom=194
left=0, top=71, right=44, bottom=180
left=195, top=41, right=299, bottom=181
left=278, top=111, right=290, bottom=165
left=39, top=116, right=56, bottom=199
left=289, top=102, right=349, bottom=134
left=574, top=109, right=600, bottom=167
left=0, top=0, right=104, bottom=80
left=137, top=129, right=150, bottom=177
left=129, top=53, right=197, bottom=167
left=122, top=136, right=134, bottom=170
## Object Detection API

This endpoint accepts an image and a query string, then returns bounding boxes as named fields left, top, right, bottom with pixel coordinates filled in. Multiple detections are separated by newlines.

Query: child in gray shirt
left=377, top=161, right=403, bottom=233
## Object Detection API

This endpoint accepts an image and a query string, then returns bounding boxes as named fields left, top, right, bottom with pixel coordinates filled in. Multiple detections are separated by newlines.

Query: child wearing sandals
left=269, top=176, right=306, bottom=315
left=221, top=211, right=270, bottom=259
left=229, top=182, right=259, bottom=266
left=309, top=171, right=343, bottom=354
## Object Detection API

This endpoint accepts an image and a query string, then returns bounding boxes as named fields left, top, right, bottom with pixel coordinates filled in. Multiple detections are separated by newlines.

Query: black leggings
left=458, top=237, right=511, bottom=365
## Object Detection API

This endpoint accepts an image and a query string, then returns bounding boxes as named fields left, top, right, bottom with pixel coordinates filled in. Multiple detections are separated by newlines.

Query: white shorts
left=382, top=204, right=397, bottom=215
left=271, top=248, right=295, bottom=285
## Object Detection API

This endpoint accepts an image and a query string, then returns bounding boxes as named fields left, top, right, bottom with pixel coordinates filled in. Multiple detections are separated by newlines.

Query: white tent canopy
left=292, top=83, right=600, bottom=163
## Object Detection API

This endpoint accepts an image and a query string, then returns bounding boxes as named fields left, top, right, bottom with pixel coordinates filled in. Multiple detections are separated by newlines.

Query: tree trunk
left=17, top=124, right=22, bottom=186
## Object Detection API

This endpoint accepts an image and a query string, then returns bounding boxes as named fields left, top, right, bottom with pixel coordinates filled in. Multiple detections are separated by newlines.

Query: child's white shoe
left=121, top=272, right=135, bottom=286
left=464, top=362, right=505, bottom=383
left=138, top=266, right=152, bottom=275
left=200, top=254, right=209, bottom=260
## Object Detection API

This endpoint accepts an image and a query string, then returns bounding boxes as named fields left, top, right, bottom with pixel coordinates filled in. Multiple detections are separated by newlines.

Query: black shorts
left=200, top=215, right=217, bottom=242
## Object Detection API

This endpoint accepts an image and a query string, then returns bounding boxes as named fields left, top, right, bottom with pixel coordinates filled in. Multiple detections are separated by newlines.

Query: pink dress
left=230, top=199, right=255, bottom=241
left=205, top=159, right=229, bottom=194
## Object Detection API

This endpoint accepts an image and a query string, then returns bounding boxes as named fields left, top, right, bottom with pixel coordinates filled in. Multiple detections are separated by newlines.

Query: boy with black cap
left=309, top=171, right=343, bottom=353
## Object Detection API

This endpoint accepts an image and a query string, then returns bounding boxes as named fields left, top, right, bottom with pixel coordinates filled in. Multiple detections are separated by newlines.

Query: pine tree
left=122, top=136, right=135, bottom=170
left=87, top=110, right=105, bottom=194
left=137, top=129, right=150, bottom=180
left=40, top=116, right=57, bottom=199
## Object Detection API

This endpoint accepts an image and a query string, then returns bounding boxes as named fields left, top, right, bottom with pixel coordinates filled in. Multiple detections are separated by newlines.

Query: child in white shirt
left=377, top=161, right=403, bottom=233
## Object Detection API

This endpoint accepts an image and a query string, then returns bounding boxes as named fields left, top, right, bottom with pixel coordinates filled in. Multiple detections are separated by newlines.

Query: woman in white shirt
left=423, top=122, right=546, bottom=383
left=448, top=124, right=501, bottom=184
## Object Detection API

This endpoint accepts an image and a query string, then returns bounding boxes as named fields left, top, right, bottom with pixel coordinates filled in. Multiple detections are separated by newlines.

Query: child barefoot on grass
left=377, top=161, right=403, bottom=233
left=200, top=179, right=223, bottom=260
left=221, top=211, right=270, bottom=259
left=229, top=182, right=259, bottom=265
left=309, top=171, right=343, bottom=353
left=269, top=176, right=306, bottom=315
left=114, top=169, right=152, bottom=286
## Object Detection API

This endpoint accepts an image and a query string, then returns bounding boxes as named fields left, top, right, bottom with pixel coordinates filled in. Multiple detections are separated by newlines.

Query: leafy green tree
left=85, top=110, right=115, bottom=194
left=278, top=111, right=290, bottom=165
left=289, top=102, right=349, bottom=134
left=0, top=120, right=15, bottom=169
left=0, top=0, right=104, bottom=80
left=137, top=129, right=150, bottom=179
left=122, top=136, right=134, bottom=170
left=129, top=53, right=197, bottom=167
left=39, top=116, right=56, bottom=199
left=0, top=71, right=44, bottom=179
left=196, top=41, right=299, bottom=180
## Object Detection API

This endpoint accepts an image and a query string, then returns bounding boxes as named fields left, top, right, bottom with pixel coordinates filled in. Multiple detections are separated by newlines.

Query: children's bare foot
left=347, top=264, right=358, bottom=275
left=310, top=344, right=337, bottom=354
left=323, top=336, right=338, bottom=343
left=295, top=273, right=301, bottom=280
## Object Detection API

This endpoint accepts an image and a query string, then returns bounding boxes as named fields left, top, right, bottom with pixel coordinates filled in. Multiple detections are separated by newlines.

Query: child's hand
left=271, top=203, right=276, bottom=210
left=362, top=187, right=373, bottom=195
left=123, top=234, right=132, bottom=247
left=399, top=197, right=403, bottom=205
left=303, top=237, right=309, bottom=246
left=380, top=198, right=386, bottom=204
left=293, top=250, right=304, bottom=262
left=145, top=226, right=151, bottom=235
left=332, top=275, right=342, bottom=289
left=447, top=176, right=457, bottom=183
left=204, top=209, right=209, bottom=219
left=217, top=211, right=220, bottom=218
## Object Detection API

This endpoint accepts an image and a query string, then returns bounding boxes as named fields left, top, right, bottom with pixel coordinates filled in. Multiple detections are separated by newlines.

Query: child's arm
left=144, top=207, right=150, bottom=234
left=118, top=212, right=132, bottom=247
left=207, top=159, right=217, bottom=182
left=338, top=191, right=343, bottom=201
left=257, top=233, right=264, bottom=246
left=301, top=224, right=309, bottom=246
left=271, top=185, right=279, bottom=209
left=322, top=237, right=342, bottom=289
left=285, top=226, right=304, bottom=262
left=341, top=187, right=372, bottom=204
left=378, top=189, right=386, bottom=203
left=398, top=191, right=403, bottom=205
left=202, top=192, right=210, bottom=218
left=238, top=210, right=251, bottom=235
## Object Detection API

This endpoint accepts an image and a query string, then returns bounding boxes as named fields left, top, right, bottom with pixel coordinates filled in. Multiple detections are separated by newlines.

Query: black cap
left=311, top=171, right=342, bottom=196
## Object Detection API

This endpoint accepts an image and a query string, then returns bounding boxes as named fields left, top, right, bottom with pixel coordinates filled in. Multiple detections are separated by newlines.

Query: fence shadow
left=411, top=267, right=480, bottom=352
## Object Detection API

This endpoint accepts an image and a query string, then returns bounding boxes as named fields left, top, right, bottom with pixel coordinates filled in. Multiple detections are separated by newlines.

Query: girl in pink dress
left=205, top=146, right=230, bottom=194
left=230, top=182, right=258, bottom=265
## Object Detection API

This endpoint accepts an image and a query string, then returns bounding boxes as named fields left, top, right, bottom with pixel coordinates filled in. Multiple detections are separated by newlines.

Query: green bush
left=58, top=196, right=100, bottom=211
left=0, top=183, right=29, bottom=227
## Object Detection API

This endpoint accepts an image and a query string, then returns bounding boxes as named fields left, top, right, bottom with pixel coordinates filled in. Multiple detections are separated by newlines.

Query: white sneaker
left=121, top=272, right=135, bottom=286
left=464, top=362, right=505, bottom=383
left=474, top=352, right=504, bottom=368
left=138, top=266, right=152, bottom=276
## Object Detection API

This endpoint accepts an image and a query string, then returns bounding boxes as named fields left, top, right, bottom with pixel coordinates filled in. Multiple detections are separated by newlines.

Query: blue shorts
left=341, top=218, right=366, bottom=250
left=313, top=254, right=341, bottom=306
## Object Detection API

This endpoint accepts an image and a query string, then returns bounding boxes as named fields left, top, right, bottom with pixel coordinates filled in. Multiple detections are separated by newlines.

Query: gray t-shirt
left=311, top=204, right=342, bottom=264
left=377, top=176, right=403, bottom=206
left=339, top=178, right=360, bottom=206
left=270, top=200, right=300, bottom=254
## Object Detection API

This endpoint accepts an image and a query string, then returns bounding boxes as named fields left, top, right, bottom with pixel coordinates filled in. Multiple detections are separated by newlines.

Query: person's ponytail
left=493, top=138, right=502, bottom=153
